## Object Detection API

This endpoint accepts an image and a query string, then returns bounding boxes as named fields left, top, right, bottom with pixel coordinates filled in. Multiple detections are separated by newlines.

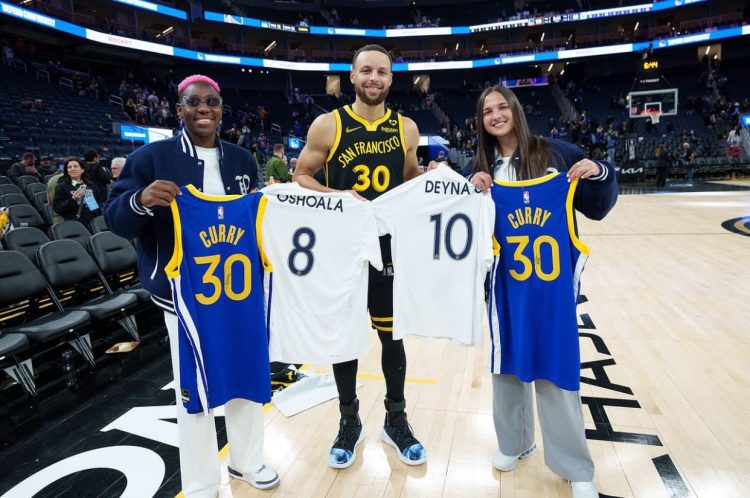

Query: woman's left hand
left=566, top=159, right=602, bottom=180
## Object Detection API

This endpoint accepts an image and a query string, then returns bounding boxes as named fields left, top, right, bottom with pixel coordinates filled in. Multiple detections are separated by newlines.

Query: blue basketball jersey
left=165, top=185, right=272, bottom=414
left=488, top=173, right=589, bottom=391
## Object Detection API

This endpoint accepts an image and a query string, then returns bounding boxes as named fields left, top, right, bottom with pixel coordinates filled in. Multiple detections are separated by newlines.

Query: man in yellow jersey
left=293, top=44, right=425, bottom=468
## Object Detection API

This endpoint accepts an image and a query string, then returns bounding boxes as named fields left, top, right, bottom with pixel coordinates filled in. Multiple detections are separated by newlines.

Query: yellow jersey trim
left=397, top=113, right=407, bottom=157
left=256, top=195, right=273, bottom=272
left=343, top=105, right=392, bottom=132
left=493, top=172, right=558, bottom=187
left=566, top=179, right=590, bottom=256
left=372, top=324, right=393, bottom=332
left=325, top=109, right=342, bottom=181
left=492, top=236, right=500, bottom=257
left=164, top=199, right=183, bottom=279
left=370, top=316, right=393, bottom=322
left=185, top=184, right=243, bottom=202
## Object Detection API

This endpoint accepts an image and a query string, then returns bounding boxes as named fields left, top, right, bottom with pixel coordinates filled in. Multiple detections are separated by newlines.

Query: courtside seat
left=16, top=175, right=40, bottom=191
left=0, top=250, right=91, bottom=349
left=87, top=231, right=150, bottom=303
left=25, top=182, right=47, bottom=201
left=9, top=204, right=45, bottom=229
left=48, top=220, right=91, bottom=246
left=0, top=184, right=23, bottom=196
left=37, top=240, right=140, bottom=341
left=88, top=215, right=108, bottom=234
left=32, top=191, right=48, bottom=212
left=0, top=333, right=30, bottom=359
left=1, top=192, right=30, bottom=208
left=2, top=227, right=50, bottom=264
left=0, top=332, right=33, bottom=396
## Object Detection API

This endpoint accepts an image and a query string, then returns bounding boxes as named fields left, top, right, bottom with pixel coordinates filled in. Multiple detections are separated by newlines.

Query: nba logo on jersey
left=523, top=191, right=530, bottom=204
left=217, top=206, right=224, bottom=220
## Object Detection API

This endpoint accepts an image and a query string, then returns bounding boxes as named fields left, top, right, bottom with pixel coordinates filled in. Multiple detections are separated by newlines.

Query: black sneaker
left=329, top=399, right=365, bottom=469
left=382, top=398, right=426, bottom=465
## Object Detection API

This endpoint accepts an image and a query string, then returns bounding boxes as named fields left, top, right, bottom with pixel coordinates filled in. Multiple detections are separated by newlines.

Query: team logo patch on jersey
left=380, top=126, right=398, bottom=133
left=523, top=191, right=530, bottom=204
left=217, top=206, right=224, bottom=220
left=389, top=119, right=397, bottom=126
left=721, top=216, right=750, bottom=237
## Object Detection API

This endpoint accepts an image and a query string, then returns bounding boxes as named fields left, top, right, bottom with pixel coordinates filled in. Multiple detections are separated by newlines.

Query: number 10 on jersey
left=430, top=213, right=473, bottom=260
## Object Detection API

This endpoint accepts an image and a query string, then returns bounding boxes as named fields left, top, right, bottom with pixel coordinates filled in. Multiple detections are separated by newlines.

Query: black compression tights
left=332, top=331, right=406, bottom=405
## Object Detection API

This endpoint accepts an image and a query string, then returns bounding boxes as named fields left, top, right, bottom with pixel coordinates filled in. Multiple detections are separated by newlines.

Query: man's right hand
left=139, top=180, right=181, bottom=208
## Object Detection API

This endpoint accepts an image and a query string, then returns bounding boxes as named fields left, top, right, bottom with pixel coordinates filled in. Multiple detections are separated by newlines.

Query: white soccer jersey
left=373, top=166, right=495, bottom=347
left=261, top=183, right=383, bottom=364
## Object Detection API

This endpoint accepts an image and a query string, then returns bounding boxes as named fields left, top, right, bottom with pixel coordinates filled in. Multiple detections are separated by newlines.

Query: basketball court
left=1, top=182, right=748, bottom=497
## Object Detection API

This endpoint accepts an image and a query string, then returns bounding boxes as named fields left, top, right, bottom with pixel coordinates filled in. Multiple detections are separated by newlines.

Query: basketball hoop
left=644, top=109, right=661, bottom=124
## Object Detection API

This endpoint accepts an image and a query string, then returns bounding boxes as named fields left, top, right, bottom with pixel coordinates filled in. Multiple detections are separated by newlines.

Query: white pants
left=492, top=373, right=594, bottom=482
left=165, top=312, right=265, bottom=498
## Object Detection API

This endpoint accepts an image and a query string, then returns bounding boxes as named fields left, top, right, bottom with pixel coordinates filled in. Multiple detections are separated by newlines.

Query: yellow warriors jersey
left=325, top=105, right=406, bottom=201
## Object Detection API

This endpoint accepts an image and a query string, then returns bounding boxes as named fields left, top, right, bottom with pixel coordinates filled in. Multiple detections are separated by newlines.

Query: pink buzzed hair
left=178, top=74, right=221, bottom=94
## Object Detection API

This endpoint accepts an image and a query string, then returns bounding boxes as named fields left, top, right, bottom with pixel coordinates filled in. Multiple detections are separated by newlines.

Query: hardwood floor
left=225, top=184, right=750, bottom=498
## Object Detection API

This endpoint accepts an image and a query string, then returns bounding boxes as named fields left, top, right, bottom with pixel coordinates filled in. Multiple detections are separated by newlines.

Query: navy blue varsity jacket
left=104, top=131, right=258, bottom=312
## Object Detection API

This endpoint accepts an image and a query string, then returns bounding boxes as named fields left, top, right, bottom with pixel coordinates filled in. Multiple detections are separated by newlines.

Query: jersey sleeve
left=361, top=202, right=384, bottom=271
left=478, top=193, right=496, bottom=272
left=372, top=189, right=397, bottom=237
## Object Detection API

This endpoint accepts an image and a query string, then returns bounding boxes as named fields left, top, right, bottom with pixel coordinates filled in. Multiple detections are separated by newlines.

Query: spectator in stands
left=46, top=166, right=64, bottom=221
left=468, top=85, right=617, bottom=498
left=265, top=143, right=291, bottom=183
left=726, top=125, right=742, bottom=159
left=104, top=74, right=278, bottom=497
left=8, top=152, right=41, bottom=183
left=110, top=157, right=126, bottom=181
left=83, top=149, right=113, bottom=200
left=605, top=132, right=617, bottom=164
left=289, top=157, right=297, bottom=173
left=655, top=144, right=669, bottom=187
left=19, top=97, right=34, bottom=110
left=52, top=157, right=104, bottom=225
left=679, top=142, right=696, bottom=182
left=37, top=155, right=57, bottom=177
left=2, top=40, right=13, bottom=67
left=32, top=98, right=47, bottom=112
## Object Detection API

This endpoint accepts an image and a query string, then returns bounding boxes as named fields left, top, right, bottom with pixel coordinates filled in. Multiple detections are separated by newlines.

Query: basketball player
left=104, top=74, right=278, bottom=497
left=469, top=86, right=617, bottom=498
left=293, top=44, right=426, bottom=468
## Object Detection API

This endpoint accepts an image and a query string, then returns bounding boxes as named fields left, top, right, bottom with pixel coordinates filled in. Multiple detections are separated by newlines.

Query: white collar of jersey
left=180, top=130, right=224, bottom=160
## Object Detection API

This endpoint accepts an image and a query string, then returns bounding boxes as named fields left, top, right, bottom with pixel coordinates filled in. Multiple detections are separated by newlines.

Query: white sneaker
left=228, top=465, right=280, bottom=490
left=571, top=481, right=598, bottom=498
left=491, top=443, right=536, bottom=471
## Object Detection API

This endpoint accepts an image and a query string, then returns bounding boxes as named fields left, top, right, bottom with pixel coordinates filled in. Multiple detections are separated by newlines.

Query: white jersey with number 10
left=373, top=166, right=495, bottom=347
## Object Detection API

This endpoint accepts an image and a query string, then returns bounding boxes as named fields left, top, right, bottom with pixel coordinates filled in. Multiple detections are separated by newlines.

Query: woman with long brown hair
left=470, top=85, right=618, bottom=498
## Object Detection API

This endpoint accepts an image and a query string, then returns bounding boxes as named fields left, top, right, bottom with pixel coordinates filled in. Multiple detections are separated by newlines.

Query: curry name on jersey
left=165, top=185, right=272, bottom=414
left=488, top=173, right=589, bottom=391
left=325, top=105, right=406, bottom=200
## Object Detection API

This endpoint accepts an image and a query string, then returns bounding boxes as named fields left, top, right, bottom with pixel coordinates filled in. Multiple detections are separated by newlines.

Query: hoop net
left=644, top=109, right=662, bottom=124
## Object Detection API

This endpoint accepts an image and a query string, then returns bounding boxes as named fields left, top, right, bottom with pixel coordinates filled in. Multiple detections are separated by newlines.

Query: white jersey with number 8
left=261, top=183, right=383, bottom=364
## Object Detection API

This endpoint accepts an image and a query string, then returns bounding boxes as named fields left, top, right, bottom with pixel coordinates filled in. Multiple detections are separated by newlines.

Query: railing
left=13, top=59, right=27, bottom=73
left=36, top=68, right=50, bottom=84
left=59, top=77, right=73, bottom=91
left=270, top=123, right=282, bottom=136
left=109, top=95, right=124, bottom=110
left=223, top=103, right=232, bottom=116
